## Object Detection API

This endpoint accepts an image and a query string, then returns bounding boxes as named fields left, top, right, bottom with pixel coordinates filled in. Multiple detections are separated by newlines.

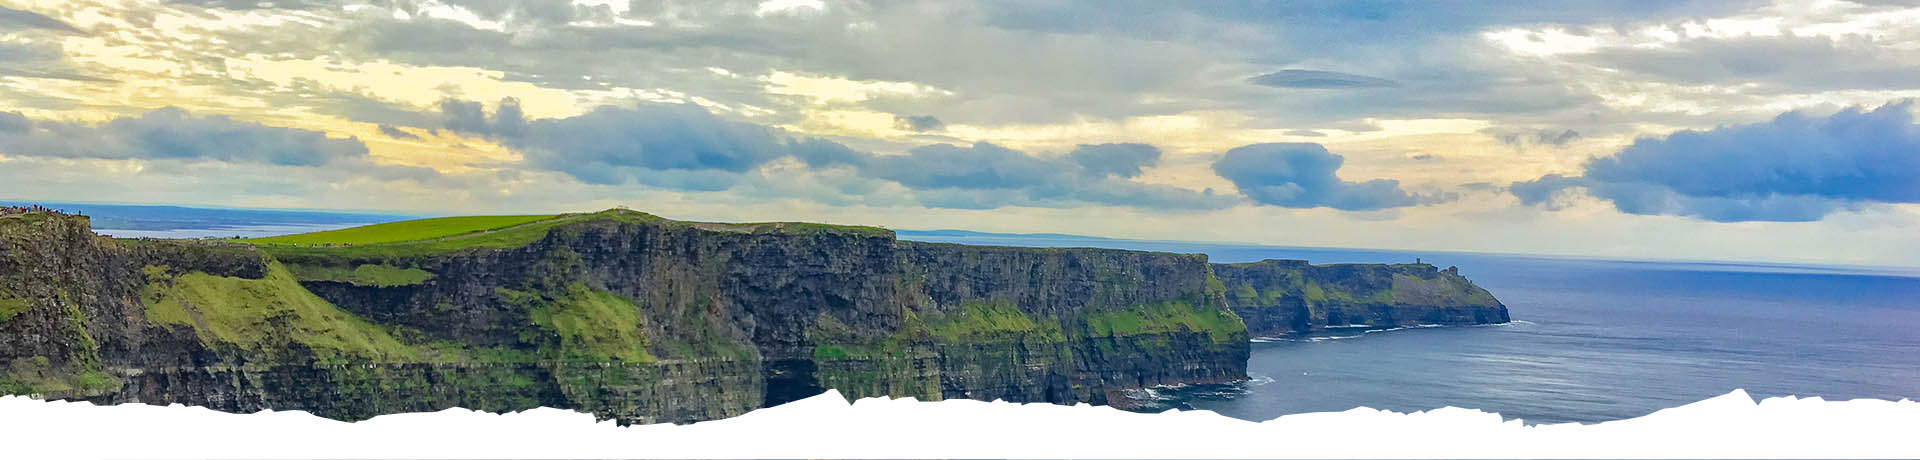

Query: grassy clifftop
left=1212, top=259, right=1508, bottom=336
left=245, top=209, right=892, bottom=260
left=248, top=215, right=562, bottom=246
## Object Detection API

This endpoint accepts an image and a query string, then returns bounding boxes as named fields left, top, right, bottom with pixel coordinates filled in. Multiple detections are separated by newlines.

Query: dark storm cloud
left=1211, top=143, right=1425, bottom=211
left=0, top=108, right=374, bottom=168
left=894, top=115, right=946, bottom=132
left=1511, top=102, right=1920, bottom=222
left=1249, top=70, right=1398, bottom=89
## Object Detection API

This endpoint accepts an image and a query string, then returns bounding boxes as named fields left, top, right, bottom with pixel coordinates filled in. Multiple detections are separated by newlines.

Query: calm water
left=898, top=232, right=1920, bottom=424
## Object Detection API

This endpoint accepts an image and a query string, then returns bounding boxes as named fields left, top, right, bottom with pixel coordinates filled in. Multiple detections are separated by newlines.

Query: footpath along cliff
left=0, top=208, right=1503, bottom=424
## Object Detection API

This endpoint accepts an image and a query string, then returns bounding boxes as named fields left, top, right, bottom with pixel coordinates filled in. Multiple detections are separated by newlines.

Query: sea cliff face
left=1211, top=259, right=1509, bottom=338
left=1, top=210, right=1250, bottom=424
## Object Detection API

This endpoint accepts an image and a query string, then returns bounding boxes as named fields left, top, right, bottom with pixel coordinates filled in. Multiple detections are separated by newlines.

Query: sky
left=1, top=0, right=1918, bottom=266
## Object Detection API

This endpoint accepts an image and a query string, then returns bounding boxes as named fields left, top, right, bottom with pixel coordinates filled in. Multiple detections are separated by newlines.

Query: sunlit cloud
left=1, top=0, right=1917, bottom=265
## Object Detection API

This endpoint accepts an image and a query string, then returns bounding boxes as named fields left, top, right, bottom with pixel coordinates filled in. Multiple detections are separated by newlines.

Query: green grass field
left=242, top=209, right=893, bottom=260
left=248, top=214, right=561, bottom=246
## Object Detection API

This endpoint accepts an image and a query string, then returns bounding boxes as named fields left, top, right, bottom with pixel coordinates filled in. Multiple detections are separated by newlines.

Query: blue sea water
left=898, top=231, right=1920, bottom=425
left=1, top=201, right=408, bottom=238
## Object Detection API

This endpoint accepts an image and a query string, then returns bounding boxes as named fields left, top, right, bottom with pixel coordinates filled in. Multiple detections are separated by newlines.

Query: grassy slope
left=140, top=262, right=423, bottom=362
left=496, top=282, right=658, bottom=363
left=0, top=295, right=28, bottom=322
left=134, top=208, right=894, bottom=366
left=285, top=263, right=434, bottom=287
left=1084, top=298, right=1245, bottom=345
left=248, top=214, right=561, bottom=246
left=926, top=299, right=1066, bottom=343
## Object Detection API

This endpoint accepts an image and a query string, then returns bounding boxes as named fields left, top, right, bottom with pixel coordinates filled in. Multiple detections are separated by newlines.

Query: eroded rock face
left=2, top=211, right=1506, bottom=423
left=1212, top=259, right=1510, bottom=338
left=0, top=212, right=1256, bottom=424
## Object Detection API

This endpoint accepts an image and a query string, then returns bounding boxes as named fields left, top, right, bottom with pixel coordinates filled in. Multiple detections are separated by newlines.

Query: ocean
left=26, top=201, right=1917, bottom=425
left=897, top=231, right=1920, bottom=425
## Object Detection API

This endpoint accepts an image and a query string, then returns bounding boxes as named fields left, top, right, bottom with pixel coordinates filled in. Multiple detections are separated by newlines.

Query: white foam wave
left=1478, top=319, right=1536, bottom=327
left=1253, top=323, right=1468, bottom=343
left=3, top=389, right=1914, bottom=458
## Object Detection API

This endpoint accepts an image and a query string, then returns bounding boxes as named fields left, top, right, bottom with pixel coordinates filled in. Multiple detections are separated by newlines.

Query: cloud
left=378, top=124, right=421, bottom=140
left=857, top=142, right=1227, bottom=210
left=1211, top=143, right=1424, bottom=211
left=439, top=98, right=529, bottom=138
left=441, top=101, right=784, bottom=186
left=1486, top=128, right=1582, bottom=147
left=436, top=98, right=846, bottom=189
left=1508, top=173, right=1585, bottom=210
left=0, top=6, right=82, bottom=33
left=1581, top=34, right=1920, bottom=93
left=0, top=108, right=372, bottom=167
left=1249, top=69, right=1398, bottom=89
left=787, top=137, right=868, bottom=168
left=864, top=142, right=1054, bottom=190
left=164, top=0, right=331, bottom=10
left=264, top=84, right=441, bottom=128
left=1511, top=102, right=1920, bottom=222
left=0, top=42, right=106, bottom=82
left=354, top=18, right=516, bottom=54
left=436, top=99, right=1226, bottom=209
left=893, top=115, right=946, bottom=132
left=1067, top=143, right=1159, bottom=178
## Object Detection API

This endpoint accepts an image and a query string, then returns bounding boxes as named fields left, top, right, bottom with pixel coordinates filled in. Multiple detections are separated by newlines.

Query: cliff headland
left=0, top=208, right=1503, bottom=424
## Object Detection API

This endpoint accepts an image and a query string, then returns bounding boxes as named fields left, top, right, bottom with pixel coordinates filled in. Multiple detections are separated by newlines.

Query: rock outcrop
left=1211, top=259, right=1508, bottom=338
left=1, top=210, right=1250, bottom=424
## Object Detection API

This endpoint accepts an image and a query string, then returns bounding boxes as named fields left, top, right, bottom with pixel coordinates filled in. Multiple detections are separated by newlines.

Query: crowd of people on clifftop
left=0, top=204, right=77, bottom=217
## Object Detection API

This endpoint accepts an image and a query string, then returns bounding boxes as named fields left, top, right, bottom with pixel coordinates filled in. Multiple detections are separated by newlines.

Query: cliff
left=1211, top=259, right=1509, bottom=338
left=0, top=210, right=1248, bottom=424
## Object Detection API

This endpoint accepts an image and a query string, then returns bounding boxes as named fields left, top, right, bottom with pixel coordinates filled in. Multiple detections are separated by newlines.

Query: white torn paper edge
left=2, top=388, right=1914, bottom=459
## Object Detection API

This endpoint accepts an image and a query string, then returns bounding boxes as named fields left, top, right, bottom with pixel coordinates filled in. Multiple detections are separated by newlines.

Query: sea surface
left=898, top=231, right=1920, bottom=425
left=27, top=200, right=1919, bottom=425
left=2, top=201, right=410, bottom=239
